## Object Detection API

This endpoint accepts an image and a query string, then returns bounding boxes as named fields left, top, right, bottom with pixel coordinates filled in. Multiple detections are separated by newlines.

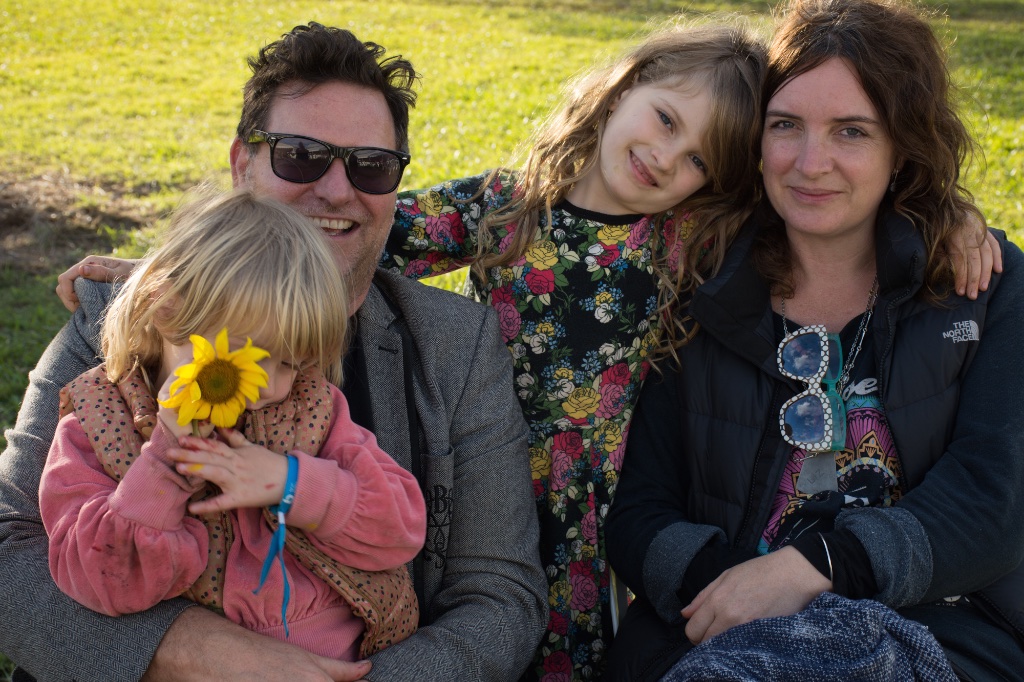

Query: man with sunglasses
left=0, top=23, right=547, bottom=682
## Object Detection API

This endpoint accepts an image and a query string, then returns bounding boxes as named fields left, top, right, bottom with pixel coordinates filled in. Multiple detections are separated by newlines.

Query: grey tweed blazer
left=0, top=269, right=547, bottom=681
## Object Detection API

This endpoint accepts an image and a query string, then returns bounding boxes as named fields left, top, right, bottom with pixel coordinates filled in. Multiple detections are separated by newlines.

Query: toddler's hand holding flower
left=167, top=428, right=289, bottom=514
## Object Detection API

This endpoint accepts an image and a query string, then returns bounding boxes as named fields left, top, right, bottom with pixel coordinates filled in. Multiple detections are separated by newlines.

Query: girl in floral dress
left=383, top=22, right=768, bottom=680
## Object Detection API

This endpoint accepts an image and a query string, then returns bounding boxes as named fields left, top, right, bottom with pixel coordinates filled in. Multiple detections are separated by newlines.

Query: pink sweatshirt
left=40, top=384, right=426, bottom=661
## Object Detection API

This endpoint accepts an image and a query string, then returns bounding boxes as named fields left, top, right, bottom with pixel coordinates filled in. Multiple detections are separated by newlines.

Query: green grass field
left=2, top=0, right=1023, bottom=676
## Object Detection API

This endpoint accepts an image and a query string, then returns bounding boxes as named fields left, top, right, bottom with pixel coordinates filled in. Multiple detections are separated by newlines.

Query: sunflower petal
left=239, top=373, right=270, bottom=391
left=233, top=344, right=271, bottom=364
left=159, top=391, right=184, bottom=409
left=228, top=401, right=246, bottom=425
left=214, top=328, right=231, bottom=358
left=211, top=403, right=235, bottom=428
left=193, top=402, right=212, bottom=421
left=177, top=400, right=199, bottom=425
left=235, top=359, right=269, bottom=373
left=174, top=363, right=200, bottom=381
left=167, top=376, right=191, bottom=397
left=240, top=370, right=269, bottom=388
left=191, top=335, right=215, bottom=363
left=240, top=382, right=261, bottom=403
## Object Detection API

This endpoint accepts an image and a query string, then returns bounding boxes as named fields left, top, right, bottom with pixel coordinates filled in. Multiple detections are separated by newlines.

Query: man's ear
left=229, top=137, right=249, bottom=188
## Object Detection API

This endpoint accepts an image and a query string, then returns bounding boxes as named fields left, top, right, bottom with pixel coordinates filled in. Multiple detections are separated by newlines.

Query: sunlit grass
left=0, top=0, right=652, bottom=191
left=2, top=1, right=1019, bottom=225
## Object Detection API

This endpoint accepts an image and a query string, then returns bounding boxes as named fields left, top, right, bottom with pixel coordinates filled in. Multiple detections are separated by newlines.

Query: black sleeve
left=606, top=370, right=687, bottom=598
left=790, top=528, right=878, bottom=599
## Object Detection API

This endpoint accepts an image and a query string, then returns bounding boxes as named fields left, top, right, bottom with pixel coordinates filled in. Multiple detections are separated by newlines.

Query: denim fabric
left=660, top=593, right=956, bottom=682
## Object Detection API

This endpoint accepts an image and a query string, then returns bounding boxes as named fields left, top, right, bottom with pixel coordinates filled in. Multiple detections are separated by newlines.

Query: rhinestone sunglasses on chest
left=777, top=278, right=879, bottom=494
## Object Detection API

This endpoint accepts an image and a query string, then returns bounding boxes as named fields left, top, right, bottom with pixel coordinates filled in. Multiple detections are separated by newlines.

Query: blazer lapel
left=354, top=282, right=412, bottom=471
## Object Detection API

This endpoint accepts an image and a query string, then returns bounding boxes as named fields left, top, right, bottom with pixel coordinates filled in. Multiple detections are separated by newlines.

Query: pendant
left=796, top=452, right=839, bottom=495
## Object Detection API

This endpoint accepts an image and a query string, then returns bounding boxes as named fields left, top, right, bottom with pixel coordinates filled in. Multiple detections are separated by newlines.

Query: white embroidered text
left=942, top=320, right=979, bottom=343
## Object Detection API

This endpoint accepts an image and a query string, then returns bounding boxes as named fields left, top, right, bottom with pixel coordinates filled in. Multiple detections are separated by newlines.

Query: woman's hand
left=55, top=255, right=138, bottom=312
left=167, top=428, right=289, bottom=514
left=949, top=214, right=1003, bottom=299
left=681, top=546, right=831, bottom=645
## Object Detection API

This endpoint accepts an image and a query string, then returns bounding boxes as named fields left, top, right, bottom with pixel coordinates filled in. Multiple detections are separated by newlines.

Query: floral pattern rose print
left=384, top=171, right=671, bottom=680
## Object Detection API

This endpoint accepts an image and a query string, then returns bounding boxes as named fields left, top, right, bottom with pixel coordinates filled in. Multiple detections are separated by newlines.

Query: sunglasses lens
left=270, top=137, right=333, bottom=183
left=781, top=331, right=826, bottom=379
left=346, top=148, right=404, bottom=194
left=782, top=395, right=827, bottom=444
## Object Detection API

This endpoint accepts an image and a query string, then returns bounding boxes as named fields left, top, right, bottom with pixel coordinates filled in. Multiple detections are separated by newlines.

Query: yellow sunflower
left=159, top=328, right=270, bottom=428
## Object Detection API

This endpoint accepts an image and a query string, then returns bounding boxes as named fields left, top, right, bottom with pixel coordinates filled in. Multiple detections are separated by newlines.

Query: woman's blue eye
left=658, top=111, right=672, bottom=128
left=691, top=156, right=707, bottom=173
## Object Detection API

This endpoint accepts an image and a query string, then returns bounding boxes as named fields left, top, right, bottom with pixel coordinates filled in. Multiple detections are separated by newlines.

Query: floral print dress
left=383, top=171, right=672, bottom=681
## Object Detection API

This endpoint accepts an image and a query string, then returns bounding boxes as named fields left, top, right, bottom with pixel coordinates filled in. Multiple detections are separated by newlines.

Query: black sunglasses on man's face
left=247, top=130, right=410, bottom=195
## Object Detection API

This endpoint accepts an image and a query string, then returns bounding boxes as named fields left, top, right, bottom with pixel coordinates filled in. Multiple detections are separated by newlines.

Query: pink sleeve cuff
left=108, top=422, right=198, bottom=529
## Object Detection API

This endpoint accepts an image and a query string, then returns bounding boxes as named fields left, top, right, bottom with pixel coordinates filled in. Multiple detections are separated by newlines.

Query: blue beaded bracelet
left=254, top=453, right=299, bottom=636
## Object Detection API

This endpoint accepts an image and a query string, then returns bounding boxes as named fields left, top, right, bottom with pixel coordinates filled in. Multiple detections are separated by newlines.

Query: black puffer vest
left=674, top=206, right=1022, bottom=642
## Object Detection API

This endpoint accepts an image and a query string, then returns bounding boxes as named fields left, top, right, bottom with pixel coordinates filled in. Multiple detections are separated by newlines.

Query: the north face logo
left=942, top=320, right=979, bottom=343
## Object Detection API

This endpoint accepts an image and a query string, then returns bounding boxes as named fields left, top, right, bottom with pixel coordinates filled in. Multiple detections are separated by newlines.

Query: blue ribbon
left=254, top=453, right=298, bottom=637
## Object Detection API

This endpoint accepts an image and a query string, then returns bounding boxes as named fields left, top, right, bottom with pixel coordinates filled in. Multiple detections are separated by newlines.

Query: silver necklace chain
left=781, top=276, right=880, bottom=393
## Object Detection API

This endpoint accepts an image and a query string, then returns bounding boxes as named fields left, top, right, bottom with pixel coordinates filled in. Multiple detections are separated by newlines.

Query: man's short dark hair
left=237, top=22, right=418, bottom=153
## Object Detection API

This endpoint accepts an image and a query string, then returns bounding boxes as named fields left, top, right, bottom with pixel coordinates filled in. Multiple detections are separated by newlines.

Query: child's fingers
left=990, top=231, right=1004, bottom=273
left=983, top=230, right=1003, bottom=282
left=171, top=433, right=287, bottom=510
left=166, top=446, right=232, bottom=484
left=174, top=434, right=233, bottom=456
left=957, top=230, right=1002, bottom=296
left=187, top=492, right=235, bottom=515
left=55, top=276, right=80, bottom=313
left=216, top=427, right=252, bottom=448
left=173, top=461, right=237, bottom=509
left=956, top=239, right=981, bottom=299
left=979, top=238, right=994, bottom=293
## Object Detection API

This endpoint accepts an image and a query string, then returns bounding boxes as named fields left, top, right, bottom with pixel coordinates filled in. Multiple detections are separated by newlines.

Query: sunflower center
left=196, top=358, right=243, bottom=405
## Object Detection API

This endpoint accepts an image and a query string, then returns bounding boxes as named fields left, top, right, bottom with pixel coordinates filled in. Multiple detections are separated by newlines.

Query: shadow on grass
left=0, top=173, right=167, bottom=275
